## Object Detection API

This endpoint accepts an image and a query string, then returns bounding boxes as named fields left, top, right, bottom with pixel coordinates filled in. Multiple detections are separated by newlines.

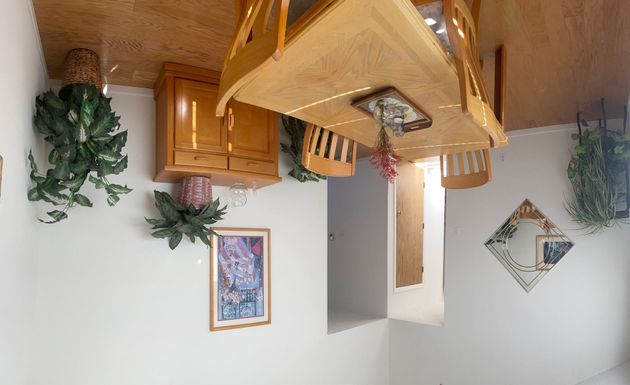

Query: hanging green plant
left=280, top=115, right=327, bottom=183
left=145, top=190, right=227, bottom=250
left=28, top=84, right=132, bottom=223
left=566, top=99, right=630, bottom=234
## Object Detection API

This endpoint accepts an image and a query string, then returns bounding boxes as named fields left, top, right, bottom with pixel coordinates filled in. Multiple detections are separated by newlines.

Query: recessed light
left=424, top=18, right=437, bottom=26
left=436, top=28, right=445, bottom=34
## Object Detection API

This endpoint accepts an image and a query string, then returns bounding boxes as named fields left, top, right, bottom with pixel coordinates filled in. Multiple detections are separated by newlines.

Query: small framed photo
left=210, top=228, right=271, bottom=331
left=351, top=87, right=432, bottom=132
left=536, top=235, right=573, bottom=271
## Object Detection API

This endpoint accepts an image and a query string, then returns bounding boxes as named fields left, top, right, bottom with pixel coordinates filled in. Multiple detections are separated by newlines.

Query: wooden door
left=174, top=79, right=227, bottom=154
left=227, top=100, right=277, bottom=161
left=396, top=162, right=424, bottom=288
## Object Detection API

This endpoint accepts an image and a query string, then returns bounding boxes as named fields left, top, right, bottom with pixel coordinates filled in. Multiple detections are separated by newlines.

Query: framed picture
left=351, top=87, right=432, bottom=132
left=210, top=228, right=271, bottom=331
left=536, top=235, right=573, bottom=271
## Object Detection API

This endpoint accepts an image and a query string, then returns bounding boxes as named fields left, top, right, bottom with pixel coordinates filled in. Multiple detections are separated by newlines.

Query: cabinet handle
left=228, top=108, right=235, bottom=131
left=194, top=156, right=209, bottom=161
left=246, top=162, right=260, bottom=168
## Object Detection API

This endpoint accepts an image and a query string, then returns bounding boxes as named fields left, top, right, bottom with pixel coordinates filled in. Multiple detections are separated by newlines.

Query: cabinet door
left=395, top=162, right=424, bottom=288
left=174, top=79, right=227, bottom=154
left=228, top=100, right=277, bottom=161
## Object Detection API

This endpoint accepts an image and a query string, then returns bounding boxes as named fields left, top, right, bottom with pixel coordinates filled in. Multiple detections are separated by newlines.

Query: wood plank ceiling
left=33, top=0, right=629, bottom=131
left=32, top=0, right=235, bottom=88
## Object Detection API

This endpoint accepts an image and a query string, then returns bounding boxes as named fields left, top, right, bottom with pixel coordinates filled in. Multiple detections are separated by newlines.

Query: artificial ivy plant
left=145, top=191, right=227, bottom=250
left=28, top=84, right=132, bottom=223
left=280, top=115, right=326, bottom=183
left=566, top=99, right=630, bottom=234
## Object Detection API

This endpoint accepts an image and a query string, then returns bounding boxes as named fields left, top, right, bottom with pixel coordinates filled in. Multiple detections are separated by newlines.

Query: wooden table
left=229, top=0, right=507, bottom=161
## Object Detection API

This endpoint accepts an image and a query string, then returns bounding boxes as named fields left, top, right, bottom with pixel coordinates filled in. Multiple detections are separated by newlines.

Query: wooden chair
left=440, top=149, right=492, bottom=189
left=302, top=123, right=357, bottom=177
left=215, top=0, right=290, bottom=117
left=446, top=0, right=508, bottom=139
left=439, top=0, right=506, bottom=189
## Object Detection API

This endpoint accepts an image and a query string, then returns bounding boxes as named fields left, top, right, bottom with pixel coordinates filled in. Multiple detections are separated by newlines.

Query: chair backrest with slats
left=215, top=0, right=290, bottom=117
left=302, top=123, right=357, bottom=177
left=440, top=148, right=492, bottom=189
left=444, top=0, right=506, bottom=146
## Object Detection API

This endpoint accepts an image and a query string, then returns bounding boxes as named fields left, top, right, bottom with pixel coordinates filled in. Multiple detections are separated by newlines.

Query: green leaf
left=27, top=187, right=40, bottom=201
left=575, top=145, right=587, bottom=154
left=52, top=161, right=70, bottom=180
left=67, top=108, right=79, bottom=124
left=76, top=121, right=90, bottom=143
left=41, top=189, right=68, bottom=206
left=155, top=197, right=182, bottom=222
left=184, top=214, right=204, bottom=227
left=90, top=113, right=113, bottom=137
left=106, top=184, right=132, bottom=195
left=85, top=139, right=101, bottom=155
left=52, top=116, right=71, bottom=136
left=61, top=174, right=87, bottom=191
left=109, top=130, right=128, bottom=152
left=34, top=115, right=53, bottom=136
left=43, top=91, right=66, bottom=116
left=48, top=149, right=60, bottom=164
left=57, top=144, right=76, bottom=161
left=197, top=230, right=211, bottom=246
left=168, top=232, right=183, bottom=250
left=112, top=155, right=128, bottom=175
left=145, top=218, right=173, bottom=229
left=91, top=135, right=113, bottom=144
left=89, top=175, right=106, bottom=189
left=74, top=193, right=93, bottom=207
left=97, top=161, right=114, bottom=177
left=79, top=99, right=94, bottom=129
left=107, top=194, right=120, bottom=207
left=151, top=228, right=176, bottom=239
left=28, top=151, right=39, bottom=174
left=70, top=159, right=91, bottom=174
left=39, top=210, right=68, bottom=224
left=97, top=149, right=120, bottom=163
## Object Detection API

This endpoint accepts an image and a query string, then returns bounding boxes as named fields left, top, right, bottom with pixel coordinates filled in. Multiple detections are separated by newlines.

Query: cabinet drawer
left=174, top=151, right=227, bottom=169
left=229, top=157, right=276, bottom=176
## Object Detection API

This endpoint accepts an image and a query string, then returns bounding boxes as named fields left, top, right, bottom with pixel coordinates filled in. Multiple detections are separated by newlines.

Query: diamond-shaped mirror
left=485, top=199, right=574, bottom=292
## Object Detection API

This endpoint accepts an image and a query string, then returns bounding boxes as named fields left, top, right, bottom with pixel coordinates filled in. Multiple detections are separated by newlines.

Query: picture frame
left=536, top=235, right=573, bottom=271
left=210, top=228, right=271, bottom=331
left=351, top=87, right=433, bottom=132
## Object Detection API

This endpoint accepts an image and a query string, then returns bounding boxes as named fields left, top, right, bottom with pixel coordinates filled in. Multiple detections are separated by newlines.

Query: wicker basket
left=61, top=48, right=102, bottom=90
left=179, top=176, right=213, bottom=209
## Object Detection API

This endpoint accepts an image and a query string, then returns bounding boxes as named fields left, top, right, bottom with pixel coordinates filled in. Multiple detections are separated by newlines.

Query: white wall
left=328, top=160, right=389, bottom=320
left=387, top=164, right=445, bottom=325
left=0, top=1, right=48, bottom=384
left=389, top=124, right=630, bottom=385
left=31, top=86, right=389, bottom=385
left=578, top=360, right=630, bottom=385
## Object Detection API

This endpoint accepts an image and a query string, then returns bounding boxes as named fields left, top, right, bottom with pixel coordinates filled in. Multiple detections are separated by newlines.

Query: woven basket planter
left=60, top=48, right=102, bottom=96
left=179, top=176, right=213, bottom=209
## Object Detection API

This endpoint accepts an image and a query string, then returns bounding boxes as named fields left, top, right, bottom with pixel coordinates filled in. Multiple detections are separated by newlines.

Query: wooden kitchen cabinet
left=154, top=63, right=280, bottom=187
left=174, top=78, right=227, bottom=154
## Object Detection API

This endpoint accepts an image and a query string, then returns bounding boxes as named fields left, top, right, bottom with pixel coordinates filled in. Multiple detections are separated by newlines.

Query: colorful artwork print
left=217, top=235, right=265, bottom=321
left=210, top=228, right=270, bottom=331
